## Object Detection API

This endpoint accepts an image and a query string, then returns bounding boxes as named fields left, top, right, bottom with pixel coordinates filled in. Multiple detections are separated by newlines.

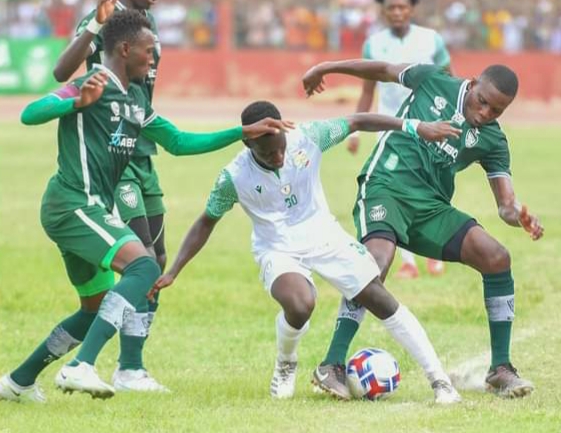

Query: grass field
left=0, top=120, right=560, bottom=433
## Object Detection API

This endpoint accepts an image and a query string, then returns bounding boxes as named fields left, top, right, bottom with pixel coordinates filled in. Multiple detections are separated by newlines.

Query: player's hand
left=242, top=118, right=295, bottom=139
left=518, top=205, right=544, bottom=240
left=95, top=0, right=117, bottom=24
left=417, top=121, right=462, bottom=142
left=147, top=273, right=175, bottom=301
left=75, top=72, right=108, bottom=108
left=347, top=135, right=360, bottom=155
left=302, top=65, right=326, bottom=97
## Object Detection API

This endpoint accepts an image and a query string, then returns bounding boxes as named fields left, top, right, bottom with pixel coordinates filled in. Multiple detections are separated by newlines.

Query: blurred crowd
left=1, top=0, right=561, bottom=52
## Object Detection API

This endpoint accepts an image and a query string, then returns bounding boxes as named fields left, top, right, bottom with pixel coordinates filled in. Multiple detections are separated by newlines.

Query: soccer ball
left=346, top=348, right=400, bottom=400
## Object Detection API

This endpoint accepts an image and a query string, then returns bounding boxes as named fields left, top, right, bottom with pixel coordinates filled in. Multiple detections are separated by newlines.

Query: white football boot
left=112, top=368, right=169, bottom=392
left=0, top=374, right=46, bottom=403
left=55, top=362, right=115, bottom=399
left=270, top=359, right=298, bottom=399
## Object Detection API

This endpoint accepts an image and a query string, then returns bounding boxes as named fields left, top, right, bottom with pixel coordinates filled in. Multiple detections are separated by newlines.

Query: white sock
left=276, top=311, right=309, bottom=363
left=382, top=304, right=449, bottom=384
left=400, top=249, right=417, bottom=266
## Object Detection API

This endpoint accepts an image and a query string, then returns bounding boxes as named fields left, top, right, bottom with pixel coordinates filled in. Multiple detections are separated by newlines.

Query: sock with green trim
left=483, top=270, right=515, bottom=368
left=118, top=300, right=150, bottom=371
left=10, top=309, right=96, bottom=386
left=71, top=256, right=160, bottom=366
left=321, top=297, right=365, bottom=366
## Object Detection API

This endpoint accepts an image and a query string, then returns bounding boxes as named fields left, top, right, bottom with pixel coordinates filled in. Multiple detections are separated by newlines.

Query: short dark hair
left=102, top=10, right=152, bottom=54
left=241, top=101, right=281, bottom=126
left=375, top=0, right=420, bottom=6
left=480, top=64, right=519, bottom=97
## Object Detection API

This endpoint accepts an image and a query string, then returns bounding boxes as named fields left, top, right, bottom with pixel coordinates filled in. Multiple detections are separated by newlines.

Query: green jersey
left=76, top=3, right=160, bottom=156
left=360, top=64, right=511, bottom=202
left=44, top=65, right=155, bottom=220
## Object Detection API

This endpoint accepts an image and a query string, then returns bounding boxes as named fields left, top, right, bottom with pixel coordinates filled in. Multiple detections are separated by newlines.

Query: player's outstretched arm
left=21, top=72, right=108, bottom=125
left=149, top=212, right=220, bottom=296
left=53, top=0, right=117, bottom=82
left=347, top=114, right=461, bottom=141
left=489, top=177, right=544, bottom=240
left=141, top=116, right=293, bottom=156
left=302, top=60, right=409, bottom=97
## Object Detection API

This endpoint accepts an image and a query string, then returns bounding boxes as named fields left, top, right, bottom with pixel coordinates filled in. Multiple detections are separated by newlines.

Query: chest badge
left=281, top=184, right=292, bottom=195
left=465, top=128, right=480, bottom=148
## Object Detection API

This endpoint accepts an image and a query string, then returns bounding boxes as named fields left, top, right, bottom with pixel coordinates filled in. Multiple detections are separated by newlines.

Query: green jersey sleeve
left=480, top=135, right=511, bottom=178
left=298, top=118, right=350, bottom=153
left=398, top=64, right=442, bottom=91
left=205, top=169, right=239, bottom=219
left=141, top=116, right=243, bottom=156
left=433, top=33, right=451, bottom=68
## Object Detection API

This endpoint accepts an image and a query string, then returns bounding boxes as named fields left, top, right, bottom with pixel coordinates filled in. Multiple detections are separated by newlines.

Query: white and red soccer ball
left=346, top=348, right=401, bottom=400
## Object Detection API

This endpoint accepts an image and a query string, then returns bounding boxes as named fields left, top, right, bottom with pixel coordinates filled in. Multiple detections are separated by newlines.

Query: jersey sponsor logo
left=432, top=139, right=459, bottom=162
left=292, top=149, right=310, bottom=169
left=109, top=121, right=136, bottom=155
left=280, top=184, right=292, bottom=195
left=103, top=214, right=126, bottom=228
left=434, top=96, right=447, bottom=110
left=119, top=184, right=138, bottom=209
left=369, top=205, right=387, bottom=222
left=465, top=128, right=480, bottom=148
left=110, top=102, right=120, bottom=122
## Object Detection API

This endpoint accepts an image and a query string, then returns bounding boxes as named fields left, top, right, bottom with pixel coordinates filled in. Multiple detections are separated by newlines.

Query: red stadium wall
left=156, top=50, right=561, bottom=102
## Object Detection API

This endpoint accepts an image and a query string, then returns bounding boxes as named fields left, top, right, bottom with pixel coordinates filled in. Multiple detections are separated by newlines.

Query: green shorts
left=115, top=156, right=165, bottom=221
left=42, top=205, right=140, bottom=297
left=353, top=184, right=473, bottom=260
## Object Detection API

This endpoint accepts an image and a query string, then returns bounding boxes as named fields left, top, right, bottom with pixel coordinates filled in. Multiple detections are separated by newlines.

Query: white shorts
left=256, top=231, right=380, bottom=300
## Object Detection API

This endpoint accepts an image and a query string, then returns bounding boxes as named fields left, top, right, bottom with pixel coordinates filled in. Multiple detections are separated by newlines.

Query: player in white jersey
left=149, top=101, right=462, bottom=403
left=349, top=0, right=451, bottom=279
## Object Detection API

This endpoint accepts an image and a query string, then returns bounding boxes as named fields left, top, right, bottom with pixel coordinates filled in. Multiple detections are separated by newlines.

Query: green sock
left=73, top=257, right=160, bottom=366
left=11, top=309, right=96, bottom=386
left=483, top=270, right=515, bottom=368
left=321, top=318, right=359, bottom=366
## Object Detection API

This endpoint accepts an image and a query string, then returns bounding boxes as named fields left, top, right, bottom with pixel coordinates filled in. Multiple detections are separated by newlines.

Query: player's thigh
left=353, top=190, right=410, bottom=245
left=61, top=250, right=115, bottom=299
left=43, top=205, right=141, bottom=271
left=407, top=205, right=474, bottom=261
left=310, top=231, right=380, bottom=300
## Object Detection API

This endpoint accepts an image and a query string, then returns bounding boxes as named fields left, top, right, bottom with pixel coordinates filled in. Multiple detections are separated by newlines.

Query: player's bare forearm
left=348, top=113, right=402, bottom=133
left=356, top=80, right=376, bottom=113
left=167, top=213, right=219, bottom=280
left=303, top=60, right=407, bottom=96
left=53, top=34, right=95, bottom=82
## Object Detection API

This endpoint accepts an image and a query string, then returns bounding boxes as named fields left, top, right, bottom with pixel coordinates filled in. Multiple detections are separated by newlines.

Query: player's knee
left=285, top=298, right=315, bottom=329
left=485, top=244, right=511, bottom=272
left=125, top=256, right=162, bottom=286
left=355, top=278, right=398, bottom=320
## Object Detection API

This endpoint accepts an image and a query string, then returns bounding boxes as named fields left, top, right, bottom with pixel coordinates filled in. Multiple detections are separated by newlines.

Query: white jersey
left=206, top=119, right=350, bottom=256
left=362, top=24, right=450, bottom=115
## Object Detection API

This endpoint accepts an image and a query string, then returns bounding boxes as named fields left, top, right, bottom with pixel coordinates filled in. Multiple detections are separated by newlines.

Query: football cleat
left=312, top=364, right=351, bottom=400
left=112, top=368, right=169, bottom=392
left=55, top=362, right=115, bottom=399
left=432, top=379, right=462, bottom=404
left=485, top=363, right=534, bottom=398
left=426, top=258, right=445, bottom=276
left=395, top=263, right=419, bottom=279
left=270, top=359, right=297, bottom=399
left=0, top=374, right=46, bottom=403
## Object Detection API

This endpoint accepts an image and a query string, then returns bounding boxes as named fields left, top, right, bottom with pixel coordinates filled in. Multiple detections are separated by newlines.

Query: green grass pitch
left=0, top=121, right=560, bottom=432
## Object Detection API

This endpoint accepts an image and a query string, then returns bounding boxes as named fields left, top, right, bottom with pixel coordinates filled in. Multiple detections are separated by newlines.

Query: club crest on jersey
left=293, top=150, right=310, bottom=169
left=434, top=96, right=447, bottom=110
left=281, top=184, right=292, bottom=195
left=103, top=214, right=126, bottom=228
left=132, top=105, right=145, bottom=124
left=465, top=128, right=480, bottom=148
left=110, top=101, right=120, bottom=122
left=452, top=111, right=465, bottom=126
left=255, top=185, right=262, bottom=194
left=119, top=184, right=138, bottom=209
left=369, top=205, right=387, bottom=222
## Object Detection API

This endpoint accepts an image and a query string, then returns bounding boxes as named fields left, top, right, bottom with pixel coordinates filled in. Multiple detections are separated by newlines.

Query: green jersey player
left=148, top=100, right=463, bottom=403
left=303, top=59, right=544, bottom=399
left=53, top=0, right=168, bottom=391
left=0, top=10, right=288, bottom=402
